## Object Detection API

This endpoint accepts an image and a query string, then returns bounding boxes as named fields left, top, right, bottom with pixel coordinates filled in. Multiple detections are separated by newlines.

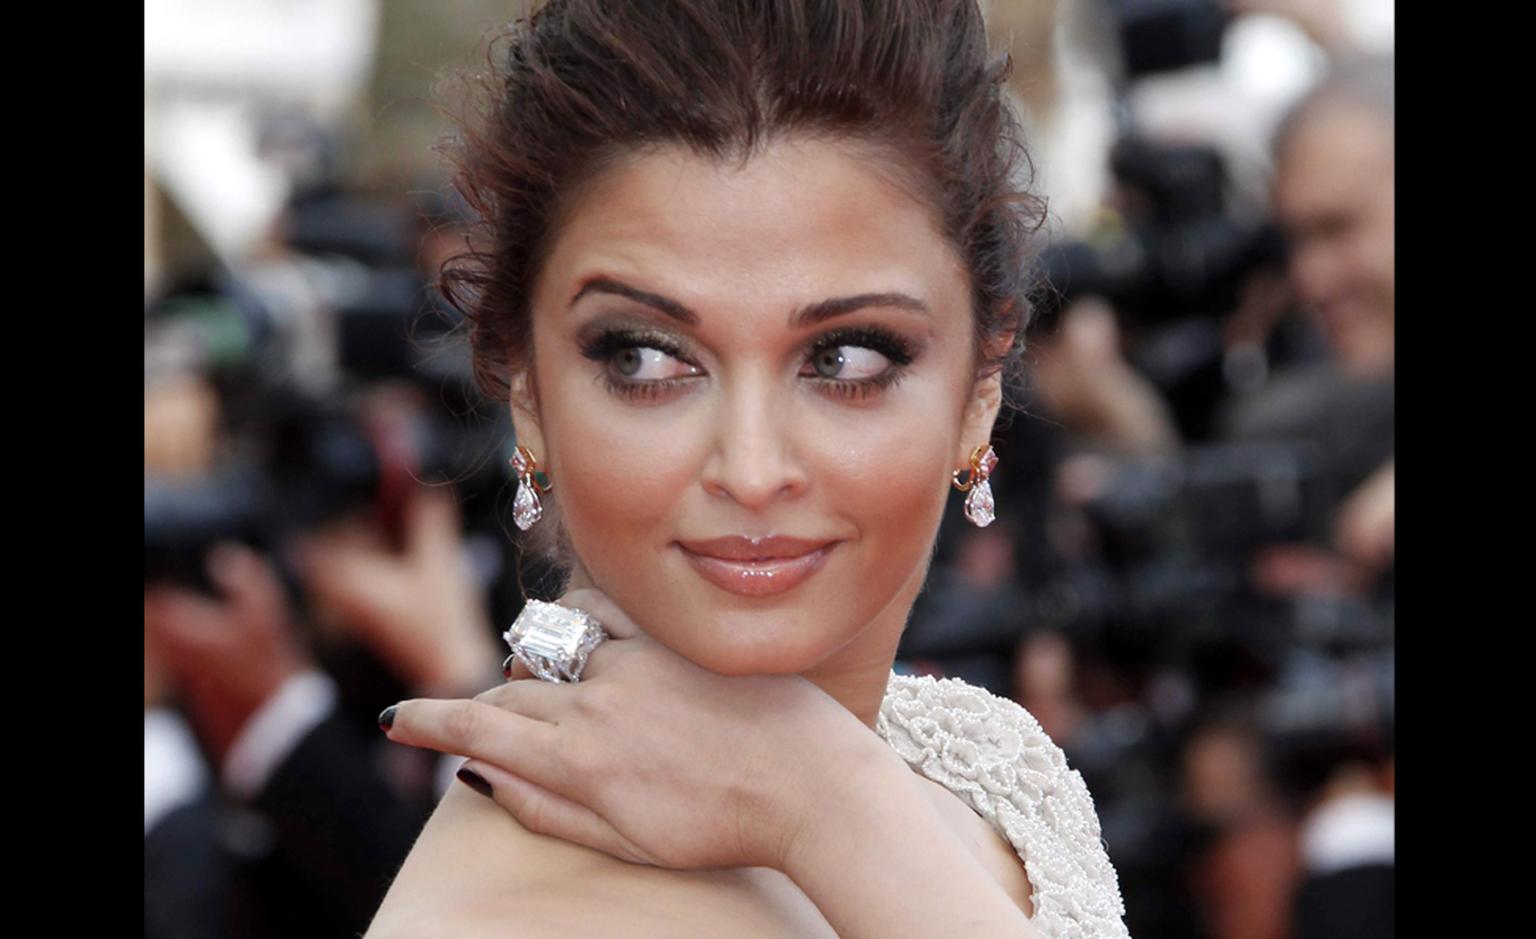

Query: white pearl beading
left=876, top=673, right=1131, bottom=938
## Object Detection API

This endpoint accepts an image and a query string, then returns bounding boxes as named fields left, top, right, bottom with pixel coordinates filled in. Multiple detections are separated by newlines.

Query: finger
left=456, top=759, right=648, bottom=865
left=474, top=679, right=570, bottom=724
left=383, top=697, right=569, bottom=795
left=502, top=655, right=535, bottom=681
left=301, top=541, right=411, bottom=624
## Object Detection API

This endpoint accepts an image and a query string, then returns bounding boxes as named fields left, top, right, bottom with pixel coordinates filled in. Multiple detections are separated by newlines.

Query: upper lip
left=677, top=535, right=837, bottom=561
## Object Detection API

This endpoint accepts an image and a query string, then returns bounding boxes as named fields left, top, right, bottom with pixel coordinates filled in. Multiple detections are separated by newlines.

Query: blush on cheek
left=559, top=457, right=683, bottom=565
left=823, top=435, right=952, bottom=627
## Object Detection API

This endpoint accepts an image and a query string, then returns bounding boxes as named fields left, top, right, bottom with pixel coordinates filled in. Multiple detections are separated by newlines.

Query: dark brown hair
left=437, top=0, right=1046, bottom=573
left=441, top=0, right=1044, bottom=403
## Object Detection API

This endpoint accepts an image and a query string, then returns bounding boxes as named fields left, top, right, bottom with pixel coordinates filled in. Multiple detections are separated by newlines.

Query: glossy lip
left=676, top=536, right=839, bottom=598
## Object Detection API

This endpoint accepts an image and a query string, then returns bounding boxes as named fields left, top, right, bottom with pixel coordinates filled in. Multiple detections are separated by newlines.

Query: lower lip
left=678, top=543, right=838, bottom=598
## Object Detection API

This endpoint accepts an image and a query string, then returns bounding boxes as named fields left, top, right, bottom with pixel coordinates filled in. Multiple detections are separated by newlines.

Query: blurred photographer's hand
left=296, top=486, right=500, bottom=697
left=1031, top=299, right=1179, bottom=454
left=143, top=543, right=309, bottom=763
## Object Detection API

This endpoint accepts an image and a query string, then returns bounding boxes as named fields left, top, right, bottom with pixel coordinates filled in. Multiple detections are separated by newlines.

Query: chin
left=665, top=606, right=850, bottom=677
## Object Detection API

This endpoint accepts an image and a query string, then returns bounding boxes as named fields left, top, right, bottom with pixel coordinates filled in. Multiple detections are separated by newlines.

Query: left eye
left=803, top=346, right=892, bottom=381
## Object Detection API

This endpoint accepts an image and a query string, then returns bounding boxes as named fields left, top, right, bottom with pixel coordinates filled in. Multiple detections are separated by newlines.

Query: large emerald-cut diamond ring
left=502, top=599, right=611, bottom=683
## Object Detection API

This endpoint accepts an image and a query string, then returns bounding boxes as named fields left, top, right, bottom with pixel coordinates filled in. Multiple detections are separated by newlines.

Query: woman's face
left=514, top=136, right=1004, bottom=679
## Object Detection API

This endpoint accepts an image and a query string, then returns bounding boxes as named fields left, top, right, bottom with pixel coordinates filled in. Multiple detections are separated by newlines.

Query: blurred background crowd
left=144, top=1, right=1394, bottom=937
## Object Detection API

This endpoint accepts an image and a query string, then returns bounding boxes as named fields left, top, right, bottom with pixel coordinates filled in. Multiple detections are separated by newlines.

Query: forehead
left=532, top=137, right=969, bottom=324
left=1274, top=106, right=1394, bottom=220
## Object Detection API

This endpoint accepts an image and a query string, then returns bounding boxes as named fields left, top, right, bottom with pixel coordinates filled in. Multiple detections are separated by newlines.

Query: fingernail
left=457, top=766, right=493, bottom=799
left=378, top=705, right=397, bottom=732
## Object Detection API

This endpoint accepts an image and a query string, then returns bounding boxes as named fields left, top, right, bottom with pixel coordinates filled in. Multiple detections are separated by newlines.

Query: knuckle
left=560, top=734, right=605, bottom=784
left=578, top=681, right=621, bottom=718
left=503, top=784, right=541, bottom=833
left=520, top=795, right=555, bottom=838
left=472, top=685, right=510, bottom=708
left=446, top=700, right=485, bottom=747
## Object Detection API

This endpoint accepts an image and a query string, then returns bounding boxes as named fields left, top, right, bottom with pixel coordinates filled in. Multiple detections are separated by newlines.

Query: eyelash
left=577, top=325, right=918, bottom=402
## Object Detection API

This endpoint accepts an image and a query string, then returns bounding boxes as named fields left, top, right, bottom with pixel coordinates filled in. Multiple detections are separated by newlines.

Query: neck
left=799, top=545, right=932, bottom=732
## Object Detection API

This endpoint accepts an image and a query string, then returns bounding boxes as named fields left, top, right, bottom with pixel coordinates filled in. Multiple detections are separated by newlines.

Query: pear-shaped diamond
left=964, top=478, right=995, bottom=527
left=513, top=480, right=543, bottom=530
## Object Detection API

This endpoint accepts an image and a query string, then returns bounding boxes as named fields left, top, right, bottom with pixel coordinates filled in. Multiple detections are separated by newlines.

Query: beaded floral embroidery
left=876, top=673, right=1131, bottom=939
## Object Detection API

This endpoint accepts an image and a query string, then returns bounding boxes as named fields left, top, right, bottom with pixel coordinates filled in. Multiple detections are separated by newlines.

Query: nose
left=698, top=376, right=810, bottom=510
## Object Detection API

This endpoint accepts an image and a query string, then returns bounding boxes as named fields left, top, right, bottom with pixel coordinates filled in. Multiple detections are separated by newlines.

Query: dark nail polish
left=457, top=767, right=493, bottom=799
left=378, top=705, right=397, bottom=732
left=503, top=657, right=514, bottom=679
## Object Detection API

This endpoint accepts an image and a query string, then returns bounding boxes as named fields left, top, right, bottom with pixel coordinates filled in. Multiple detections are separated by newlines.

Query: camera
left=144, top=189, right=511, bottom=594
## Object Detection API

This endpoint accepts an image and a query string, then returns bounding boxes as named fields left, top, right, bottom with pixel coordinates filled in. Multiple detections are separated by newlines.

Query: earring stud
left=950, top=443, right=999, bottom=528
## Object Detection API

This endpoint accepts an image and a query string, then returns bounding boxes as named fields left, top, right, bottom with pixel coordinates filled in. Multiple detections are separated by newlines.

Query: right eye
left=609, top=345, right=702, bottom=381
left=578, top=328, right=707, bottom=402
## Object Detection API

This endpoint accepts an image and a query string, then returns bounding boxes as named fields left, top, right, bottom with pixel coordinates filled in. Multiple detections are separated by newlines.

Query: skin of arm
left=367, top=728, right=1040, bottom=938
left=782, top=742, right=1043, bottom=938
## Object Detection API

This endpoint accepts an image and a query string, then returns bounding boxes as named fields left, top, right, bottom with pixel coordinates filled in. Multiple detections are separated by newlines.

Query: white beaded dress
left=876, top=672, right=1132, bottom=939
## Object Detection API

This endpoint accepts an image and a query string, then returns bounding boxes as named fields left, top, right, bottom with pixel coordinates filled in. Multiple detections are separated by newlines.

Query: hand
left=295, top=486, right=500, bottom=695
left=1031, top=299, right=1128, bottom=428
left=143, top=543, right=309, bottom=762
left=1030, top=298, right=1178, bottom=453
left=380, top=588, right=885, bottom=873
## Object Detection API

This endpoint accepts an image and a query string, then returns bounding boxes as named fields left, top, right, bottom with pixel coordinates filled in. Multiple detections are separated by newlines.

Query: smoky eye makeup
left=800, top=325, right=920, bottom=400
left=575, top=315, right=927, bottom=404
left=575, top=318, right=702, bottom=400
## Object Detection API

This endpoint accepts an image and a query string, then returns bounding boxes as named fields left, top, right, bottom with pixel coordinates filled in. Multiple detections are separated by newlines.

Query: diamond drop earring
left=510, top=445, right=554, bottom=531
left=951, top=443, right=999, bottom=528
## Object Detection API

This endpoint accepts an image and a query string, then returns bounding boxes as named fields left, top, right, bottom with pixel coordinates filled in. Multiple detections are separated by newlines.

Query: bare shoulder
left=367, top=783, right=836, bottom=938
left=914, top=774, right=1037, bottom=919
left=365, top=781, right=590, bottom=937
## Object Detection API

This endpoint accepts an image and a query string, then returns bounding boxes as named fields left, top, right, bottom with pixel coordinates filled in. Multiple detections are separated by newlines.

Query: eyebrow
left=570, top=276, right=931, bottom=328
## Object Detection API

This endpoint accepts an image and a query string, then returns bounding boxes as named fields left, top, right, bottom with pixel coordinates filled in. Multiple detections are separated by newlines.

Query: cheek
left=820, top=392, right=953, bottom=557
left=538, top=376, right=698, bottom=574
left=530, top=340, right=966, bottom=675
left=788, top=375, right=961, bottom=638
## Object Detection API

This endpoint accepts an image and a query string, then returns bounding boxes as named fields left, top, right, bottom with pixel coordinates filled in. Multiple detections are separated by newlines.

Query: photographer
left=146, top=303, right=507, bottom=937
left=1222, top=53, right=1394, bottom=596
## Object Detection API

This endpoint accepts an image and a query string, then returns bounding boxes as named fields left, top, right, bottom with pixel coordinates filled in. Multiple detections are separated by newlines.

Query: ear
left=955, top=331, right=1014, bottom=471
left=508, top=365, right=547, bottom=463
left=956, top=370, right=1005, bottom=470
